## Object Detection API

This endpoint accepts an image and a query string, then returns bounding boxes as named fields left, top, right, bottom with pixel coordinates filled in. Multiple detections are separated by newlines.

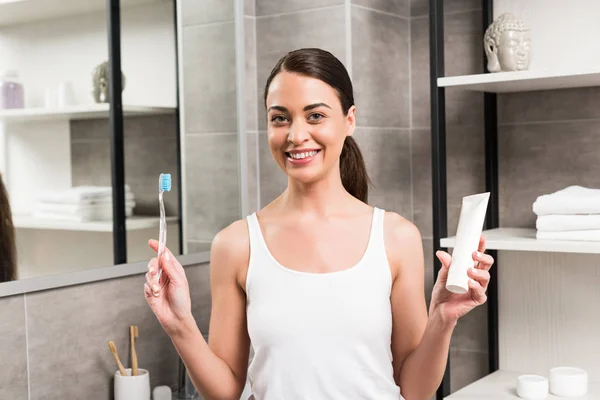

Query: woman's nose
left=287, top=122, right=310, bottom=145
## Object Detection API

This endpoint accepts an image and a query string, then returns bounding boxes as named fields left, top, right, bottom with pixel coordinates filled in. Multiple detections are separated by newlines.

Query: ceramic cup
left=114, top=368, right=151, bottom=400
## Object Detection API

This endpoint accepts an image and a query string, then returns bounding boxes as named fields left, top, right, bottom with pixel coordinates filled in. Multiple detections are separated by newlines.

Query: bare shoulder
left=383, top=212, right=424, bottom=278
left=210, top=218, right=250, bottom=286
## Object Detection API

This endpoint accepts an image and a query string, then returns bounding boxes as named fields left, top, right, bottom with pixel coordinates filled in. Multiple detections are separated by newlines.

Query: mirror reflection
left=0, top=0, right=184, bottom=282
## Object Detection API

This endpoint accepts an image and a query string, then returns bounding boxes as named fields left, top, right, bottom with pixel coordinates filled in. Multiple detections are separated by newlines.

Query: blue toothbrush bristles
left=159, top=173, right=172, bottom=192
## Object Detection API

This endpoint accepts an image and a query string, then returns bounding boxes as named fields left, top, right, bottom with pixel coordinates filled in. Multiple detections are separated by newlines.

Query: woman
left=0, top=173, right=17, bottom=282
left=145, top=48, right=494, bottom=400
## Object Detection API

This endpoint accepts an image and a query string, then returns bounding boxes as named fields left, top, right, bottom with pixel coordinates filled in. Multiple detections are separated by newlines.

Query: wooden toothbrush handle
left=131, top=335, right=138, bottom=376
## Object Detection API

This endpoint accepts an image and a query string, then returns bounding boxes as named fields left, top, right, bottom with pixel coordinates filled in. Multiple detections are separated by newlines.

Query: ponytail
left=340, top=136, right=370, bottom=203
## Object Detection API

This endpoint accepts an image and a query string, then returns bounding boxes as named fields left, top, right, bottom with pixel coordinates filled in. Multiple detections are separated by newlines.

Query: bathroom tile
left=451, top=304, right=489, bottom=353
left=499, top=87, right=600, bottom=124
left=245, top=0, right=255, bottom=16
left=187, top=240, right=213, bottom=253
left=186, top=263, right=213, bottom=334
left=256, top=6, right=346, bottom=130
left=422, top=238, right=434, bottom=307
left=411, top=11, right=484, bottom=128
left=255, top=0, right=343, bottom=16
left=449, top=348, right=489, bottom=393
left=183, top=22, right=237, bottom=134
left=499, top=120, right=600, bottom=228
left=410, top=0, right=481, bottom=18
left=411, top=128, right=432, bottom=236
left=411, top=124, right=485, bottom=238
left=352, top=6, right=410, bottom=128
left=245, top=17, right=258, bottom=132
left=352, top=0, right=409, bottom=18
left=353, top=128, right=412, bottom=219
left=181, top=0, right=234, bottom=26
left=0, top=295, right=28, bottom=399
left=26, top=275, right=181, bottom=399
left=185, top=134, right=241, bottom=241
left=70, top=116, right=180, bottom=217
left=247, top=131, right=260, bottom=214
left=258, top=131, right=287, bottom=206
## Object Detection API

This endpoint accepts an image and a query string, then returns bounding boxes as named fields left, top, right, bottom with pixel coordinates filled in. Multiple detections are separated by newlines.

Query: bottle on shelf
left=0, top=70, right=24, bottom=110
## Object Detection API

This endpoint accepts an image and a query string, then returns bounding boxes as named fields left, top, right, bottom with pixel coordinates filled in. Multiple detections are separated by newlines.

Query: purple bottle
left=0, top=70, right=24, bottom=110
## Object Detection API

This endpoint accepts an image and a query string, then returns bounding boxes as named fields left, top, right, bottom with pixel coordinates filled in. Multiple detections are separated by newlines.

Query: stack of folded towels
left=33, top=185, right=135, bottom=222
left=533, top=185, right=600, bottom=241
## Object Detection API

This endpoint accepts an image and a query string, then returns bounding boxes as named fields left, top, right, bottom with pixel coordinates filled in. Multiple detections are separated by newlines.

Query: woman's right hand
left=145, top=239, right=194, bottom=336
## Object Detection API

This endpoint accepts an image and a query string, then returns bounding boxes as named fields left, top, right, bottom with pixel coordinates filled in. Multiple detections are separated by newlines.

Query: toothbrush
left=130, top=325, right=139, bottom=376
left=108, top=341, right=127, bottom=376
left=156, top=173, right=171, bottom=284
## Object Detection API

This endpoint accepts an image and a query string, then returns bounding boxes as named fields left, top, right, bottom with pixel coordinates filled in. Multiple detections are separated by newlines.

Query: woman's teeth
left=288, top=150, right=318, bottom=159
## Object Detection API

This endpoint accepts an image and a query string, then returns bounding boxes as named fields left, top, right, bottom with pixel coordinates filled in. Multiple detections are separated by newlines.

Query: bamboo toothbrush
left=108, top=341, right=127, bottom=376
left=130, top=325, right=139, bottom=376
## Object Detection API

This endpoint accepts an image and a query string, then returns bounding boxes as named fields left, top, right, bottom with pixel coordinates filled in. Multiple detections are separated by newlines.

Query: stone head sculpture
left=484, top=13, right=531, bottom=72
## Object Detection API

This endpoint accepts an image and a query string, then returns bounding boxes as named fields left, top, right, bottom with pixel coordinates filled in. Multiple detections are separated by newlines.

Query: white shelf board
left=0, top=0, right=167, bottom=27
left=13, top=215, right=178, bottom=232
left=440, top=228, right=600, bottom=254
left=445, top=370, right=600, bottom=399
left=0, top=104, right=175, bottom=122
left=438, top=69, right=600, bottom=93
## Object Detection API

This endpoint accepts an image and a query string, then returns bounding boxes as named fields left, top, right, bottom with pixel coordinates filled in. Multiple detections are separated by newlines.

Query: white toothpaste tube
left=446, top=192, right=490, bottom=294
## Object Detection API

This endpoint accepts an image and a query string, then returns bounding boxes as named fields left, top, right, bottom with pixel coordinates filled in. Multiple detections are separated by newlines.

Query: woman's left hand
left=429, top=234, right=495, bottom=326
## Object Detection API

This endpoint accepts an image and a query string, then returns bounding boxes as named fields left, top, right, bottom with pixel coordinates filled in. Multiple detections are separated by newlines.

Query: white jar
left=0, top=70, right=25, bottom=109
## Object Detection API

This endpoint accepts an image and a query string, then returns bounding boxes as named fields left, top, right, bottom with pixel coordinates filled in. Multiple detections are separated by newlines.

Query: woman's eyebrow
left=304, top=103, right=331, bottom=111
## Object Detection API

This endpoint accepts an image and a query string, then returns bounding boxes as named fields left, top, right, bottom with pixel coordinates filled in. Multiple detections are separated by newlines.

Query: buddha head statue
left=484, top=13, right=531, bottom=72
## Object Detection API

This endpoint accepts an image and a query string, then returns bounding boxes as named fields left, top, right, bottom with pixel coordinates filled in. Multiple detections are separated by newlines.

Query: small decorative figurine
left=91, top=61, right=126, bottom=103
left=484, top=13, right=532, bottom=72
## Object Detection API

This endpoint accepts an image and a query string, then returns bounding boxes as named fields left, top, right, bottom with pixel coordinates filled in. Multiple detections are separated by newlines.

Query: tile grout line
left=411, top=7, right=483, bottom=20
left=408, top=13, right=414, bottom=223
left=345, top=0, right=352, bottom=79
left=255, top=4, right=342, bottom=19
left=253, top=16, right=262, bottom=211
left=499, top=117, right=600, bottom=126
left=183, top=18, right=235, bottom=28
left=351, top=4, right=410, bottom=20
left=24, top=293, right=31, bottom=400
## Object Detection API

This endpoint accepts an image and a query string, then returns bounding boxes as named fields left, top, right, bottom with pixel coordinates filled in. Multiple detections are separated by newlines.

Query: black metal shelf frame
left=429, top=0, right=499, bottom=398
left=106, top=0, right=182, bottom=265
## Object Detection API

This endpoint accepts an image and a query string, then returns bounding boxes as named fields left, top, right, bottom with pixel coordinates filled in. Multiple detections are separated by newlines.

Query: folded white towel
left=532, top=185, right=600, bottom=216
left=35, top=201, right=136, bottom=217
left=536, top=214, right=600, bottom=232
left=33, top=207, right=134, bottom=222
left=39, top=185, right=133, bottom=205
left=536, top=229, right=600, bottom=241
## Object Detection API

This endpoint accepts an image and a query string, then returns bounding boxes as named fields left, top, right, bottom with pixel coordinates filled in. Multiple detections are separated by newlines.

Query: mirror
left=0, top=0, right=192, bottom=284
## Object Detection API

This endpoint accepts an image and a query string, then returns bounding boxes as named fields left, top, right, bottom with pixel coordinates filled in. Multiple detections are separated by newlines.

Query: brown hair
left=264, top=48, right=370, bottom=203
left=0, top=174, right=16, bottom=282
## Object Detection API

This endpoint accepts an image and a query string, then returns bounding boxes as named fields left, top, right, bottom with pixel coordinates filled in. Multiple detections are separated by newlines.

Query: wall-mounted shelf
left=438, top=69, right=600, bottom=93
left=445, top=370, right=600, bottom=399
left=13, top=215, right=178, bottom=232
left=0, top=104, right=175, bottom=122
left=441, top=228, right=600, bottom=254
left=0, top=0, right=167, bottom=27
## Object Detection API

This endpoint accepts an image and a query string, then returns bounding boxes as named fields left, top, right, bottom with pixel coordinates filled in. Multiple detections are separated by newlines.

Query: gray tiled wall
left=498, top=87, right=600, bottom=228
left=181, top=0, right=241, bottom=250
left=70, top=115, right=179, bottom=217
left=0, top=263, right=210, bottom=399
left=409, top=0, right=488, bottom=393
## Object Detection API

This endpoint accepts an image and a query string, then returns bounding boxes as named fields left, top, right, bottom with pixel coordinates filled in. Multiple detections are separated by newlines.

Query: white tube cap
left=549, top=367, right=588, bottom=397
left=517, top=374, right=549, bottom=399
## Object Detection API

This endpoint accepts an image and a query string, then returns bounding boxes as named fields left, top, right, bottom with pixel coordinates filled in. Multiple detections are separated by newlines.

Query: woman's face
left=265, top=71, right=355, bottom=185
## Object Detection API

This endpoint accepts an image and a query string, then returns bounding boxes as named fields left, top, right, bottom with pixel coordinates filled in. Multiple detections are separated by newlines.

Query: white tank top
left=245, top=207, right=403, bottom=400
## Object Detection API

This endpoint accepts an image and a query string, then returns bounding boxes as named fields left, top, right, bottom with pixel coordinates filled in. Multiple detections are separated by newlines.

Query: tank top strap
left=366, top=207, right=389, bottom=264
left=246, top=213, right=263, bottom=254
